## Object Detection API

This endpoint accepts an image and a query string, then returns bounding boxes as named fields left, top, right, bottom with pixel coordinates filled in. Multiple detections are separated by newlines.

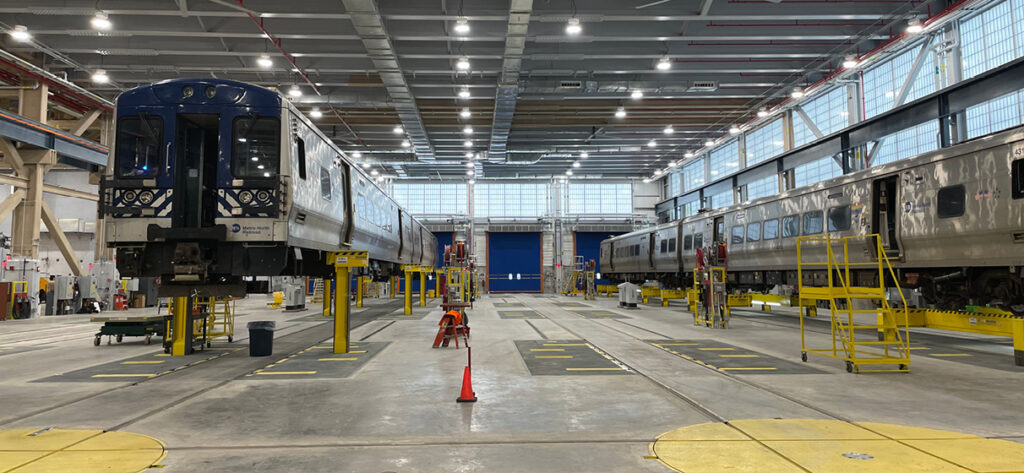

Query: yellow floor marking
left=535, top=355, right=573, bottom=359
left=318, top=358, right=357, bottom=361
left=347, top=350, right=367, bottom=354
left=907, top=347, right=930, bottom=350
left=719, top=367, right=778, bottom=371
left=565, top=367, right=623, bottom=371
left=255, top=371, right=317, bottom=375
left=719, top=354, right=759, bottom=358
left=698, top=347, right=735, bottom=351
left=930, top=353, right=971, bottom=357
left=120, top=361, right=165, bottom=365
left=91, top=374, right=156, bottom=378
left=531, top=348, right=565, bottom=351
left=656, top=343, right=699, bottom=346
left=154, top=354, right=171, bottom=357
left=543, top=343, right=586, bottom=346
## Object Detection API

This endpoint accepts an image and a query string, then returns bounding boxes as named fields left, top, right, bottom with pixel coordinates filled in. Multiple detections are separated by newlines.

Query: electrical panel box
left=54, top=275, right=75, bottom=300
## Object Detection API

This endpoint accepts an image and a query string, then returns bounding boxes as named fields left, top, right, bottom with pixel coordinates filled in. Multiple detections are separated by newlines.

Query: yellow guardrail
left=659, top=289, right=686, bottom=307
left=641, top=286, right=661, bottom=304
left=597, top=284, right=618, bottom=297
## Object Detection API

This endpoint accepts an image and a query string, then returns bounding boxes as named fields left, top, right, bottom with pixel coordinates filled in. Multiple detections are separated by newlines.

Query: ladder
left=310, top=278, right=325, bottom=304
left=797, top=234, right=910, bottom=373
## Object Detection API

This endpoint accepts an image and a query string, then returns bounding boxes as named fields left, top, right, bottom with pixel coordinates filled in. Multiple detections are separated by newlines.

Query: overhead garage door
left=487, top=232, right=543, bottom=293
left=574, top=231, right=622, bottom=285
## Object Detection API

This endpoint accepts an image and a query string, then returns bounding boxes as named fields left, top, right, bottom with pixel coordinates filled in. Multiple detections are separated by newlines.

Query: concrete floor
left=1, top=293, right=1022, bottom=472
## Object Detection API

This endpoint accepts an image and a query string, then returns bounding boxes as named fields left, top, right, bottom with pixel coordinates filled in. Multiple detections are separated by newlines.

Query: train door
left=648, top=231, right=656, bottom=269
left=173, top=114, right=219, bottom=228
left=341, top=163, right=354, bottom=245
left=872, top=176, right=901, bottom=257
left=712, top=217, right=725, bottom=246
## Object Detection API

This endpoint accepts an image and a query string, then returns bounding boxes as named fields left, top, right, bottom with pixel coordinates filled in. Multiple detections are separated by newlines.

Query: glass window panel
left=709, top=140, right=740, bottom=180
left=745, top=175, right=777, bottom=202
left=793, top=157, right=842, bottom=188
left=744, top=119, right=785, bottom=166
left=792, top=87, right=850, bottom=148
left=682, top=158, right=706, bottom=192
left=763, top=219, right=779, bottom=240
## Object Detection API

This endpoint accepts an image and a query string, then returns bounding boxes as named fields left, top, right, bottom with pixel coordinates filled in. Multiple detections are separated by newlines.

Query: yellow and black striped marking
left=648, top=339, right=824, bottom=375
left=515, top=340, right=632, bottom=376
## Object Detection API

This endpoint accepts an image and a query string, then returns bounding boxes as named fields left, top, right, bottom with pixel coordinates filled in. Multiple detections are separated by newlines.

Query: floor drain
left=842, top=452, right=874, bottom=460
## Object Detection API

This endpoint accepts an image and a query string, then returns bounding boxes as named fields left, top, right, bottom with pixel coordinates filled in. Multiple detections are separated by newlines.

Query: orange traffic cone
left=456, top=366, right=477, bottom=403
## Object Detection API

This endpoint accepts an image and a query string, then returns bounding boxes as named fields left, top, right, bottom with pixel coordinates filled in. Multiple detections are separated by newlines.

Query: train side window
left=937, top=184, right=966, bottom=218
left=802, top=211, right=823, bottom=235
left=694, top=232, right=704, bottom=249
left=781, top=215, right=799, bottom=238
left=731, top=225, right=744, bottom=245
left=319, top=166, right=331, bottom=200
left=763, top=219, right=779, bottom=240
left=827, top=205, right=851, bottom=231
left=634, top=245, right=640, bottom=256
left=295, top=137, right=307, bottom=180
left=683, top=235, right=693, bottom=250
left=668, top=238, right=676, bottom=252
left=1013, top=159, right=1023, bottom=199
left=746, top=222, right=761, bottom=242
left=116, top=115, right=164, bottom=178
left=660, top=240, right=668, bottom=253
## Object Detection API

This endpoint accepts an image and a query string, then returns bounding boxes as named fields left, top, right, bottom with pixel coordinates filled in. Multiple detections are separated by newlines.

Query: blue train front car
left=103, top=79, right=325, bottom=296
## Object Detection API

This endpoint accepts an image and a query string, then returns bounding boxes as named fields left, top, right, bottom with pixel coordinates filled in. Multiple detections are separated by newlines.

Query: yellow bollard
left=390, top=276, right=396, bottom=299
left=1012, top=318, right=1023, bottom=367
left=171, top=296, right=189, bottom=356
left=404, top=270, right=412, bottom=315
left=356, top=276, right=364, bottom=308
left=419, top=271, right=426, bottom=306
left=323, top=280, right=332, bottom=317
left=334, top=267, right=350, bottom=354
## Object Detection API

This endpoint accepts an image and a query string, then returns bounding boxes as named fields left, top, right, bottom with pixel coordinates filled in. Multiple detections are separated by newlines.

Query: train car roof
left=116, top=78, right=281, bottom=109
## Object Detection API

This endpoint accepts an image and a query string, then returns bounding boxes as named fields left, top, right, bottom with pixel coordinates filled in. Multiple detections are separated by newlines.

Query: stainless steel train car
left=101, top=79, right=436, bottom=296
left=602, top=125, right=1024, bottom=313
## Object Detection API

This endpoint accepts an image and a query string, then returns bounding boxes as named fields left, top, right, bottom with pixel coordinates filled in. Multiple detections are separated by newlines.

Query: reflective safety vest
left=441, top=310, right=463, bottom=326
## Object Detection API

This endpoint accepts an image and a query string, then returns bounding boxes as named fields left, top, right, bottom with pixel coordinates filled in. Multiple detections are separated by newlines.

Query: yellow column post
left=404, top=268, right=413, bottom=315
left=390, top=276, right=396, bottom=299
left=171, top=296, right=189, bottom=356
left=334, top=268, right=350, bottom=354
left=1013, top=318, right=1023, bottom=367
left=322, top=279, right=332, bottom=317
left=356, top=275, right=364, bottom=308
left=419, top=270, right=426, bottom=306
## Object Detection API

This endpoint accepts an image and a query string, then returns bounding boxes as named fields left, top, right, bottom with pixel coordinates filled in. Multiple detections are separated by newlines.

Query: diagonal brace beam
left=0, top=189, right=25, bottom=224
left=40, top=199, right=85, bottom=276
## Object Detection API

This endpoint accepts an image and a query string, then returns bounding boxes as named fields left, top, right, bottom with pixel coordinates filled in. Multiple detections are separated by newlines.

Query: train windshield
left=116, top=115, right=163, bottom=178
left=232, top=116, right=280, bottom=178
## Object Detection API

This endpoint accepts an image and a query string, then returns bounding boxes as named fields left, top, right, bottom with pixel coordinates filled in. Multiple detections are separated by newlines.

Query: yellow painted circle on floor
left=651, top=419, right=1024, bottom=473
left=0, top=429, right=165, bottom=473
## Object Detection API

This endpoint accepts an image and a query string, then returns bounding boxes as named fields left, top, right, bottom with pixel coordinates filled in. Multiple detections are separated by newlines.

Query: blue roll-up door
left=574, top=231, right=622, bottom=285
left=487, top=232, right=543, bottom=293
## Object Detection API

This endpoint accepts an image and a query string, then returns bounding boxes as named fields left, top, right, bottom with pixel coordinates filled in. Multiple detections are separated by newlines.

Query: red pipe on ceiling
left=0, top=57, right=112, bottom=113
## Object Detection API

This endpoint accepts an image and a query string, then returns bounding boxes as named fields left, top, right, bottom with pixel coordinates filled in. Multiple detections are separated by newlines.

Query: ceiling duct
left=487, top=0, right=533, bottom=163
left=341, top=0, right=434, bottom=161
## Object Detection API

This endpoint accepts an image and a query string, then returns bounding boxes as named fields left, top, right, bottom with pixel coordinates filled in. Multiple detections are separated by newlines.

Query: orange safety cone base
left=456, top=366, right=477, bottom=403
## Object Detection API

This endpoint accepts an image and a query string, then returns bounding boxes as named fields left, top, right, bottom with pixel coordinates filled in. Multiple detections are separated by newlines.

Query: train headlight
left=138, top=190, right=154, bottom=205
left=205, top=86, right=217, bottom=98
left=182, top=85, right=194, bottom=98
left=238, top=190, right=254, bottom=205
left=123, top=190, right=138, bottom=202
left=256, top=190, right=271, bottom=203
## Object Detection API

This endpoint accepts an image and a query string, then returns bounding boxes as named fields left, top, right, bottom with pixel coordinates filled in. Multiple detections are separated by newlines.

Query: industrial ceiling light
left=656, top=57, right=672, bottom=71
left=257, top=54, right=273, bottom=68
left=790, top=87, right=805, bottom=99
left=91, top=12, right=112, bottom=30
left=642, top=178, right=651, bottom=183
left=580, top=151, right=589, bottom=159
left=458, top=88, right=471, bottom=99
left=456, top=56, right=471, bottom=70
left=401, top=139, right=411, bottom=148
left=757, top=108, right=769, bottom=118
left=465, top=151, right=474, bottom=158
left=663, top=125, right=674, bottom=135
left=454, top=17, right=471, bottom=34
left=468, top=179, right=476, bottom=185
left=309, top=108, right=323, bottom=119
left=631, top=90, right=644, bottom=99
left=647, top=140, right=657, bottom=148
left=9, top=25, right=31, bottom=42
left=729, top=125, right=741, bottom=135
left=684, top=152, right=694, bottom=158
left=463, top=126, right=473, bottom=134
left=370, top=169, right=379, bottom=176
left=653, top=169, right=662, bottom=176
left=704, top=139, right=715, bottom=147
left=566, top=169, right=574, bottom=176
left=465, top=161, right=473, bottom=167
left=352, top=150, right=362, bottom=158
left=91, top=69, right=109, bottom=84
left=463, top=140, right=473, bottom=147
left=287, top=85, right=302, bottom=98
left=460, top=107, right=471, bottom=118
left=906, top=18, right=924, bottom=34
left=393, top=125, right=404, bottom=134
left=572, top=161, right=581, bottom=168
left=614, top=107, right=627, bottom=118
left=467, top=169, right=475, bottom=176
left=842, top=55, right=859, bottom=69
left=361, top=162, right=370, bottom=169
left=667, top=161, right=678, bottom=168
left=474, top=152, right=482, bottom=159
left=565, top=17, right=582, bottom=35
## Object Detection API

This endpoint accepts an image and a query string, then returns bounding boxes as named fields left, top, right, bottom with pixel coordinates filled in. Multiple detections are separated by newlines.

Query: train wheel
left=845, top=362, right=854, bottom=373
